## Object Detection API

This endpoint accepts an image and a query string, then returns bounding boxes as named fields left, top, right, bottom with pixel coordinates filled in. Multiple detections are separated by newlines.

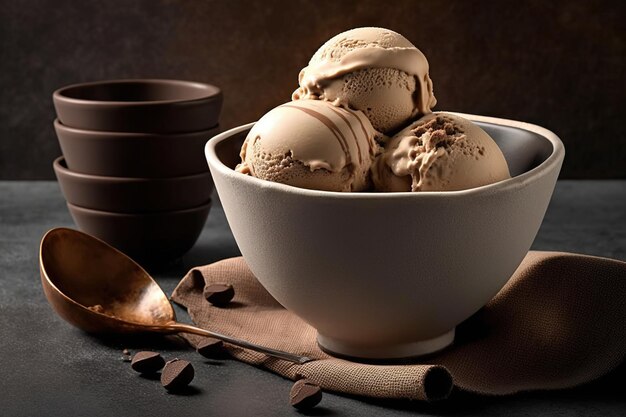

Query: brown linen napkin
left=171, top=251, right=626, bottom=401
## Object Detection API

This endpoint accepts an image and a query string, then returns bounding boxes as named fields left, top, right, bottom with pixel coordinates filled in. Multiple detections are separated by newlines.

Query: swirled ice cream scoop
left=236, top=100, right=380, bottom=192
left=372, top=113, right=510, bottom=192
left=292, top=27, right=436, bottom=134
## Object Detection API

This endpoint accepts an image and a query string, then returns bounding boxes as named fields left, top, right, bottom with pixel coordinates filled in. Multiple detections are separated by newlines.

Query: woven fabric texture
left=171, top=252, right=625, bottom=401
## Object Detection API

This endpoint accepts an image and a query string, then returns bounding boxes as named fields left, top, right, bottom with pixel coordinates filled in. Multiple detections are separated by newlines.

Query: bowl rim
left=205, top=112, right=565, bottom=199
left=67, top=200, right=212, bottom=216
left=53, top=78, right=222, bottom=107
left=53, top=156, right=212, bottom=183
left=54, top=118, right=221, bottom=138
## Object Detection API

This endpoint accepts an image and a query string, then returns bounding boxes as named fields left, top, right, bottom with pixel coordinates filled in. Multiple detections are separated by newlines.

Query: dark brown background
left=1, top=0, right=624, bottom=179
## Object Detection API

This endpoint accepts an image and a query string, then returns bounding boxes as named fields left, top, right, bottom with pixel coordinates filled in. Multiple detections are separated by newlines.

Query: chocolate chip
left=430, top=129, right=448, bottom=144
left=121, top=349, right=132, bottom=362
left=413, top=126, right=427, bottom=136
left=161, top=359, right=194, bottom=391
left=190, top=269, right=206, bottom=289
left=289, top=379, right=322, bottom=410
left=130, top=351, right=165, bottom=374
left=197, top=337, right=225, bottom=359
left=203, top=283, right=235, bottom=306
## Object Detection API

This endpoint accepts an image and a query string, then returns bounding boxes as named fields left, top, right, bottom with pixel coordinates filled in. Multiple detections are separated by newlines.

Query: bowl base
left=317, top=329, right=455, bottom=360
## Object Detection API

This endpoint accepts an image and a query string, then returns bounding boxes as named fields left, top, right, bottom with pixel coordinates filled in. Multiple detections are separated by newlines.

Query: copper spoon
left=39, top=227, right=312, bottom=364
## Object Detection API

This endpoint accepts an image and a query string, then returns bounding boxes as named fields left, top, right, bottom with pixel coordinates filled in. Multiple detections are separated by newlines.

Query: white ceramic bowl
left=205, top=113, right=564, bottom=359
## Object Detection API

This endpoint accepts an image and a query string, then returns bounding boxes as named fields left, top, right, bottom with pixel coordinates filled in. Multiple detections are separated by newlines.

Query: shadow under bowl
left=204, top=113, right=565, bottom=360
left=67, top=201, right=211, bottom=266
left=53, top=157, right=213, bottom=213
left=53, top=79, right=222, bottom=134
left=54, top=119, right=221, bottom=178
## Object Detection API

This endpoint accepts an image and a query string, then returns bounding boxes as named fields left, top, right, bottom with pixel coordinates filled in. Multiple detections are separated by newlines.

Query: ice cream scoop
left=292, top=27, right=436, bottom=134
left=236, top=100, right=380, bottom=192
left=372, top=112, right=510, bottom=192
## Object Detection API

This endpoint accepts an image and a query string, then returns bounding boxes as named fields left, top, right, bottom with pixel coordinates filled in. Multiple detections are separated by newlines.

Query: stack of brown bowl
left=52, top=79, right=222, bottom=266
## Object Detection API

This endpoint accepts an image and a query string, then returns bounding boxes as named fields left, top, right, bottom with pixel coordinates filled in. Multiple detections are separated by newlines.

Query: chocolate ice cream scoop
left=292, top=27, right=436, bottom=134
left=372, top=112, right=511, bottom=192
left=236, top=100, right=380, bottom=192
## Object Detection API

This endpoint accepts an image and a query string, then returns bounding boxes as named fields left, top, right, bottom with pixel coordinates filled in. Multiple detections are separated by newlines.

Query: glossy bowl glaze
left=54, top=157, right=213, bottom=213
left=67, top=201, right=211, bottom=266
left=54, top=119, right=220, bottom=178
left=53, top=79, right=222, bottom=133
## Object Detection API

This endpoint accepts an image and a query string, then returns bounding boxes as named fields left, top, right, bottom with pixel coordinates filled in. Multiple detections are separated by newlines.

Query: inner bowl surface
left=53, top=79, right=222, bottom=133
left=205, top=113, right=564, bottom=359
left=40, top=228, right=175, bottom=333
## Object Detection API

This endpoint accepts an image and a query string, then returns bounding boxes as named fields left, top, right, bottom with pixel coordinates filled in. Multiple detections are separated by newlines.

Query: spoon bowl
left=39, top=227, right=311, bottom=363
left=40, top=227, right=175, bottom=333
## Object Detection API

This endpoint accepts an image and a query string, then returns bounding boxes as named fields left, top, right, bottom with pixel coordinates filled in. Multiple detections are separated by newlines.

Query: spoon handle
left=165, top=322, right=313, bottom=364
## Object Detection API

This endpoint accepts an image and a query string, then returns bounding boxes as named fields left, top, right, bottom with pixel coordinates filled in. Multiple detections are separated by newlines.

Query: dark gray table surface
left=1, top=180, right=625, bottom=417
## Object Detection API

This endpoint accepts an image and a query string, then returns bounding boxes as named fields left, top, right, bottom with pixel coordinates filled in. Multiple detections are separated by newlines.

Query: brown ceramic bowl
left=53, top=79, right=222, bottom=133
left=53, top=157, right=213, bottom=213
left=54, top=120, right=220, bottom=178
left=67, top=201, right=211, bottom=265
